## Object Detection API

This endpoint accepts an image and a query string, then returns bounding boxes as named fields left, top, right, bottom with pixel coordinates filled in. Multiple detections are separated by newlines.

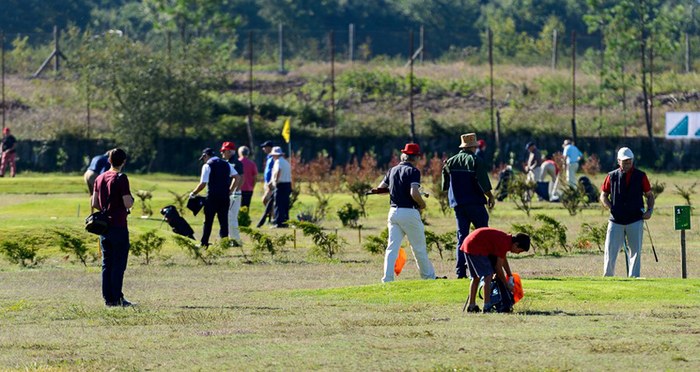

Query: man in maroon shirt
left=91, top=148, right=135, bottom=307
left=460, top=227, right=530, bottom=313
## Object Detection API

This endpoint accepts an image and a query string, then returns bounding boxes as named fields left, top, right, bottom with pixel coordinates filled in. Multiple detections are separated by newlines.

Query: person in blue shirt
left=84, top=152, right=111, bottom=196
left=562, top=139, right=583, bottom=187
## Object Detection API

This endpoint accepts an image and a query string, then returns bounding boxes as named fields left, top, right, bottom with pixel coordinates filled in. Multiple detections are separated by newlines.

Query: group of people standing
left=524, top=139, right=583, bottom=201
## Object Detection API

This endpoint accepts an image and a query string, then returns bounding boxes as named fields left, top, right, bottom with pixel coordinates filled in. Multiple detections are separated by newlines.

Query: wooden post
left=293, top=228, right=297, bottom=250
left=86, top=74, right=91, bottom=139
left=489, top=28, right=496, bottom=149
left=246, top=31, right=256, bottom=152
left=571, top=31, right=577, bottom=144
left=278, top=23, right=285, bottom=74
left=53, top=26, right=60, bottom=73
left=1, top=31, right=5, bottom=130
left=348, top=23, right=354, bottom=63
left=419, top=25, right=424, bottom=63
left=329, top=30, right=336, bottom=159
left=358, top=225, right=362, bottom=244
left=681, top=230, right=687, bottom=278
left=685, top=32, right=690, bottom=73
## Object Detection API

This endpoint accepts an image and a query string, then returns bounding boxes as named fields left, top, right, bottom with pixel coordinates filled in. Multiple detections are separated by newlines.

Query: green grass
left=1, top=172, right=700, bottom=369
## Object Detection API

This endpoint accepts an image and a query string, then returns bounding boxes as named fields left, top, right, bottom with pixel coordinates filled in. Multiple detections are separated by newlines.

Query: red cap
left=2, top=127, right=9, bottom=134
left=477, top=139, right=486, bottom=148
left=400, top=143, right=421, bottom=155
left=220, top=141, right=236, bottom=152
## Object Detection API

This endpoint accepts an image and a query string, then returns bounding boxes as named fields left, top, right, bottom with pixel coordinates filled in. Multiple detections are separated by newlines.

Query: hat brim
left=401, top=150, right=421, bottom=155
left=618, top=156, right=633, bottom=161
left=459, top=142, right=478, bottom=148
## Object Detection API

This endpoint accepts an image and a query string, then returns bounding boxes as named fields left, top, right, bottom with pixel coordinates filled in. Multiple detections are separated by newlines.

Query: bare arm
left=642, top=191, right=655, bottom=220
left=494, top=257, right=510, bottom=287
left=600, top=191, right=612, bottom=210
left=191, top=182, right=207, bottom=196
left=410, top=184, right=427, bottom=209
left=91, top=193, right=99, bottom=209
left=229, top=174, right=242, bottom=194
left=122, top=194, right=134, bottom=209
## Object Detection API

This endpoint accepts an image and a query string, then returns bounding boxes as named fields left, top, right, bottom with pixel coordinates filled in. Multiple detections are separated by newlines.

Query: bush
left=511, top=214, right=568, bottom=255
left=0, top=236, right=43, bottom=267
left=508, top=173, right=536, bottom=216
left=560, top=185, right=586, bottom=216
left=173, top=235, right=231, bottom=265
left=574, top=222, right=607, bottom=252
left=238, top=206, right=251, bottom=227
left=131, top=230, right=165, bottom=265
left=651, top=180, right=665, bottom=198
left=135, top=189, right=154, bottom=217
left=581, top=154, right=601, bottom=176
left=337, top=203, right=361, bottom=227
left=54, top=229, right=93, bottom=266
left=240, top=227, right=291, bottom=259
left=290, top=221, right=345, bottom=259
left=363, top=228, right=388, bottom=255
left=425, top=230, right=456, bottom=260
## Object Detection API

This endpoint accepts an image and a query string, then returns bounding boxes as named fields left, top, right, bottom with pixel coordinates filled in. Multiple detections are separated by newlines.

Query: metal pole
left=552, top=29, right=558, bottom=70
left=409, top=30, right=415, bottom=143
left=419, top=25, right=424, bottom=63
left=649, top=43, right=654, bottom=129
left=598, top=32, right=604, bottom=135
left=278, top=23, right=285, bottom=74
left=681, top=230, right=687, bottom=279
left=571, top=31, right=577, bottom=144
left=54, top=26, right=60, bottom=73
left=86, top=73, right=91, bottom=139
left=349, top=23, right=354, bottom=63
left=1, top=31, right=5, bottom=130
left=489, top=28, right=495, bottom=146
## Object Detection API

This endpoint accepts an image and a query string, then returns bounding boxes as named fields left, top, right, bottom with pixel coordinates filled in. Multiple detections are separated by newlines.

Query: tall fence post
left=552, top=29, right=558, bottom=70
left=33, top=25, right=67, bottom=78
left=598, top=32, right=604, bottom=135
left=278, top=23, right=285, bottom=74
left=489, top=28, right=498, bottom=155
left=348, top=23, right=354, bottom=63
left=419, top=25, right=424, bottom=63
left=571, top=30, right=577, bottom=144
left=685, top=32, right=690, bottom=73
left=86, top=73, right=91, bottom=139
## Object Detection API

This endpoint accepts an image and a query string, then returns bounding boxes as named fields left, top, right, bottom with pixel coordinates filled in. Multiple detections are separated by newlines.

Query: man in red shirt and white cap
left=599, top=147, right=654, bottom=278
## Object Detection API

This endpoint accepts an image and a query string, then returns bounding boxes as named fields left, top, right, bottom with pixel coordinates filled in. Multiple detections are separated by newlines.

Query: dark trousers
left=273, top=182, right=292, bottom=227
left=241, top=190, right=253, bottom=209
left=201, top=196, right=230, bottom=246
left=454, top=204, right=489, bottom=278
left=100, top=226, right=130, bottom=304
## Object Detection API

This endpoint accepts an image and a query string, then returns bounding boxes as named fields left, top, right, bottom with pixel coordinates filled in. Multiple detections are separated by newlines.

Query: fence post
left=349, top=23, right=354, bottom=63
left=571, top=30, right=577, bottom=144
left=409, top=30, right=416, bottom=143
left=1, top=31, right=5, bottom=130
left=86, top=73, right=91, bottom=139
left=419, top=25, right=424, bottom=63
left=489, top=28, right=497, bottom=153
left=247, top=31, right=256, bottom=154
left=329, top=30, right=336, bottom=159
left=685, top=32, right=690, bottom=73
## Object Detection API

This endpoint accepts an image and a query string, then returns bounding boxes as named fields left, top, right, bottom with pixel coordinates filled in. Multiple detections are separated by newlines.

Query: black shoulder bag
left=85, top=173, right=121, bottom=235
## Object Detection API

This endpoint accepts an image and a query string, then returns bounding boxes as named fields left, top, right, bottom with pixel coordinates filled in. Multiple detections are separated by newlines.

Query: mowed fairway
left=1, top=173, right=700, bottom=370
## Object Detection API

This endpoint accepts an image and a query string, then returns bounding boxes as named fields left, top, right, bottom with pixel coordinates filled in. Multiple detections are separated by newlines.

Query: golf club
left=644, top=220, right=659, bottom=262
left=622, top=233, right=630, bottom=275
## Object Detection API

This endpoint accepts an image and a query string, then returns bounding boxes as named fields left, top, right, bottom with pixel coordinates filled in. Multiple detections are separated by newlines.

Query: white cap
left=617, top=147, right=634, bottom=160
left=270, top=146, right=284, bottom=156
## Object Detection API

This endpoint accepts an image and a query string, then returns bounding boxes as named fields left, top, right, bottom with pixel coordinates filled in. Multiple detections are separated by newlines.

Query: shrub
left=560, top=185, right=586, bottom=216
left=131, top=230, right=166, bottom=265
left=290, top=221, right=345, bottom=259
left=511, top=214, right=568, bottom=255
left=674, top=181, right=697, bottom=207
left=650, top=180, right=665, bottom=198
left=238, top=206, right=251, bottom=227
left=337, top=203, right=361, bottom=227
left=240, top=227, right=292, bottom=260
left=53, top=229, right=93, bottom=266
left=425, top=230, right=456, bottom=260
left=363, top=228, right=388, bottom=255
left=426, top=153, right=450, bottom=216
left=173, top=235, right=231, bottom=265
left=346, top=181, right=372, bottom=218
left=508, top=173, right=536, bottom=216
left=168, top=190, right=189, bottom=216
left=0, top=236, right=43, bottom=267
left=574, top=222, right=607, bottom=252
left=135, top=189, right=154, bottom=217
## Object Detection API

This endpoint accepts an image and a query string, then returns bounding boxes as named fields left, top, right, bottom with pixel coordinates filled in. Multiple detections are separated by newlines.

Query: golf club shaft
left=644, top=220, right=659, bottom=263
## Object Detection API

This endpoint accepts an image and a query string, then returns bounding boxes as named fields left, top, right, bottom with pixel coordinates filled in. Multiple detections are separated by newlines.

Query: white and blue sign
left=666, top=112, right=700, bottom=139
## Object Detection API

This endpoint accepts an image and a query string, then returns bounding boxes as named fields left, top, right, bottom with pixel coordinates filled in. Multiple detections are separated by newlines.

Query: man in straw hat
left=442, top=133, right=495, bottom=279
left=600, top=147, right=654, bottom=277
left=370, top=143, right=438, bottom=282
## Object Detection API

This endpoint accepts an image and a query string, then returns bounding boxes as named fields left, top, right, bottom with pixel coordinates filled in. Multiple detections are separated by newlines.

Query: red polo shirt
left=460, top=227, right=512, bottom=258
left=601, top=166, right=651, bottom=193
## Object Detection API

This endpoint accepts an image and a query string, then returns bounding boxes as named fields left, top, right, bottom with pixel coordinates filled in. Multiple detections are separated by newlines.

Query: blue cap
left=525, top=142, right=534, bottom=150
left=260, top=140, right=273, bottom=148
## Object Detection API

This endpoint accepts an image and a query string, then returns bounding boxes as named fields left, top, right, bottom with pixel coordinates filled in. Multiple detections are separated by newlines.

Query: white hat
left=270, top=146, right=284, bottom=156
left=617, top=147, right=634, bottom=160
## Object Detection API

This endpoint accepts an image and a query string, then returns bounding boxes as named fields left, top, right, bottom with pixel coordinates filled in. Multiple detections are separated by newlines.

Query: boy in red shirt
left=461, top=227, right=530, bottom=313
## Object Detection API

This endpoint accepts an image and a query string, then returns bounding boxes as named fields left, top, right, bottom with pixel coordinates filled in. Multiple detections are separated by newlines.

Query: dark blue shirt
left=88, top=154, right=110, bottom=174
left=382, top=162, right=421, bottom=208
left=264, top=155, right=274, bottom=183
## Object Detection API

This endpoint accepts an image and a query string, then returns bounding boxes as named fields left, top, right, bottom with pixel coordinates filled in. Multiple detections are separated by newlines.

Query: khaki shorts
left=84, top=170, right=98, bottom=195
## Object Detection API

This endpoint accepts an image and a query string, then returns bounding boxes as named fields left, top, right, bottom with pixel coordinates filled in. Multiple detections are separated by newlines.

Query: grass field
left=1, top=172, right=699, bottom=370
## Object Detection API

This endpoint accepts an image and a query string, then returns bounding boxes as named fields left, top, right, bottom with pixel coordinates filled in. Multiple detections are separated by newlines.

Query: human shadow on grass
left=516, top=309, right=605, bottom=316
left=177, top=305, right=282, bottom=311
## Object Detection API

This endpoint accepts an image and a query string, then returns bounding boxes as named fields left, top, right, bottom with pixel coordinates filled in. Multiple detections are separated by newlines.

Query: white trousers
left=228, top=192, right=242, bottom=242
left=603, top=220, right=643, bottom=277
left=566, top=162, right=579, bottom=187
left=383, top=207, right=436, bottom=282
left=539, top=162, right=560, bottom=199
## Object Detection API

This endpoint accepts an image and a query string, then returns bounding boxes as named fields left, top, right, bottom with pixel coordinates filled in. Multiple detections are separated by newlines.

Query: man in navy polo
left=371, top=143, right=436, bottom=283
left=600, top=147, right=654, bottom=277
left=190, top=148, right=241, bottom=247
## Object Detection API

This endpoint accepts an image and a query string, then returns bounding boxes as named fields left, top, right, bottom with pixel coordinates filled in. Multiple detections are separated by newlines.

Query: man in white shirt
left=269, top=146, right=292, bottom=228
left=190, top=148, right=241, bottom=247
left=562, top=139, right=583, bottom=187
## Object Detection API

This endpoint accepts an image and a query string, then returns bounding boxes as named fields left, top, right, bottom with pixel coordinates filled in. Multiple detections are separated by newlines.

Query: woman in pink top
left=238, top=146, right=258, bottom=208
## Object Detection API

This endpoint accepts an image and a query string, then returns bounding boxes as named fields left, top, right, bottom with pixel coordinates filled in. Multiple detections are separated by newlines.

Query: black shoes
left=466, top=305, right=481, bottom=313
left=435, top=275, right=448, bottom=279
left=106, top=297, right=136, bottom=307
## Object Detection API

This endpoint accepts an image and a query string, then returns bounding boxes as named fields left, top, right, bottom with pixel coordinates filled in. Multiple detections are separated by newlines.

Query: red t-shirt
left=601, top=167, right=651, bottom=193
left=239, top=157, right=258, bottom=192
left=460, top=227, right=512, bottom=258
left=93, top=171, right=131, bottom=228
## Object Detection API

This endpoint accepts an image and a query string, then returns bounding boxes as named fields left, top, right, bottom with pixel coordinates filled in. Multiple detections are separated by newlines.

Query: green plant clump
left=511, top=214, right=568, bottom=255
left=0, top=236, right=43, bottom=267
left=131, top=230, right=166, bottom=265
left=337, top=203, right=361, bottom=227
left=290, top=221, right=345, bottom=259
left=363, top=228, right=389, bottom=255
left=240, top=226, right=292, bottom=259
left=53, top=229, right=93, bottom=266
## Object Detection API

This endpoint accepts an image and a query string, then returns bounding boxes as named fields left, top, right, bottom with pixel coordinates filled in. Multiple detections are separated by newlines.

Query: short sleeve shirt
left=563, top=145, right=583, bottom=165
left=382, top=162, right=421, bottom=208
left=239, top=157, right=258, bottom=192
left=94, top=171, right=131, bottom=228
left=272, top=157, right=292, bottom=185
left=460, top=227, right=512, bottom=258
left=87, top=154, right=110, bottom=174
left=1, top=135, right=16, bottom=152
left=601, top=167, right=651, bottom=193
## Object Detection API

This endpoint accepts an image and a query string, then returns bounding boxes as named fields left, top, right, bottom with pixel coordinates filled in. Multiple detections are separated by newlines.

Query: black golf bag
left=495, top=167, right=513, bottom=201
left=535, top=181, right=550, bottom=201
left=160, top=205, right=195, bottom=239
left=478, top=255, right=515, bottom=313
left=578, top=176, right=599, bottom=204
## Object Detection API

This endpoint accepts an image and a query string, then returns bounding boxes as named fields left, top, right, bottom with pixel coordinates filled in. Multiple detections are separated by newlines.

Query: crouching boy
left=461, top=227, right=530, bottom=313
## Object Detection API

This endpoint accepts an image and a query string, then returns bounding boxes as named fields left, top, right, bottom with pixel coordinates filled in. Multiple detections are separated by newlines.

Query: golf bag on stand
left=495, top=166, right=513, bottom=201
left=477, top=255, right=515, bottom=313
left=160, top=205, right=195, bottom=239
left=578, top=176, right=599, bottom=205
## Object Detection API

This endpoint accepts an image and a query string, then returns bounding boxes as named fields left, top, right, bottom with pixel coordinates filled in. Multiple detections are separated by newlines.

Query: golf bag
left=495, top=167, right=513, bottom=201
left=160, top=205, right=195, bottom=239
left=478, top=255, right=515, bottom=313
left=578, top=176, right=599, bottom=204
left=535, top=181, right=550, bottom=201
